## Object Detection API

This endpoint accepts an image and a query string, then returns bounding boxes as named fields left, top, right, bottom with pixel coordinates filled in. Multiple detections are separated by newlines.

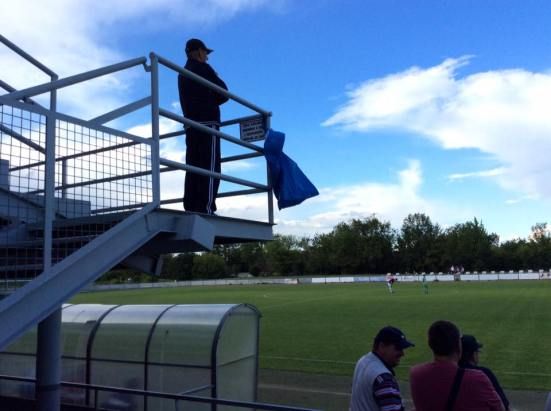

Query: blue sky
left=2, top=0, right=551, bottom=240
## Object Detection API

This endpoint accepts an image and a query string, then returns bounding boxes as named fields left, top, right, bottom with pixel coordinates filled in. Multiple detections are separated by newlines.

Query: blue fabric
left=264, top=129, right=319, bottom=210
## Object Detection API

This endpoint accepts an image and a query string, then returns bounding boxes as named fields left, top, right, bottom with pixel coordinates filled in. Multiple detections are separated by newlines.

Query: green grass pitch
left=71, top=280, right=551, bottom=391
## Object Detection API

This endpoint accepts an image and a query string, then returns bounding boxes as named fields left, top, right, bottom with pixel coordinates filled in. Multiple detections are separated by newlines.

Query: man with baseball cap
left=178, top=38, right=228, bottom=215
left=459, top=334, right=509, bottom=410
left=350, top=326, right=414, bottom=411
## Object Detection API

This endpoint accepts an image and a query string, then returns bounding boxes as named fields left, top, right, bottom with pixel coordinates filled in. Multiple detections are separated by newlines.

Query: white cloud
left=187, top=160, right=475, bottom=238
left=217, top=194, right=269, bottom=220
left=323, top=57, right=551, bottom=201
left=504, top=195, right=539, bottom=205
left=1, top=0, right=281, bottom=119
left=447, top=167, right=506, bottom=181
left=222, top=160, right=257, bottom=173
left=273, top=160, right=473, bottom=237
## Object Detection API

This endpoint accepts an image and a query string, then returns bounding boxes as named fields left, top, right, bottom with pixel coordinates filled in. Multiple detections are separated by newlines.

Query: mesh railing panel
left=0, top=103, right=152, bottom=289
left=0, top=104, right=47, bottom=289
left=54, top=120, right=152, bottom=215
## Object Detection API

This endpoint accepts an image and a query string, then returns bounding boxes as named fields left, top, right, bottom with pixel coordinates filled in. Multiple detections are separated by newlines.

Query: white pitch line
left=261, top=289, right=353, bottom=310
left=261, top=356, right=551, bottom=377
left=259, top=383, right=351, bottom=397
left=262, top=355, right=356, bottom=365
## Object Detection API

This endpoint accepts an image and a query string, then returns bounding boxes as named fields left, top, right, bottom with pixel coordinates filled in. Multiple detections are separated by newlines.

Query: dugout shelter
left=0, top=303, right=260, bottom=411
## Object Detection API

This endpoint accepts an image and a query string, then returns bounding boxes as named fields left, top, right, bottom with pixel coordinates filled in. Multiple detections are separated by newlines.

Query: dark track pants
left=183, top=123, right=221, bottom=214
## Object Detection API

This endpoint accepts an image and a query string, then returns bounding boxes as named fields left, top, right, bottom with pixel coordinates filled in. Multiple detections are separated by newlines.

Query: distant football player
left=386, top=274, right=396, bottom=294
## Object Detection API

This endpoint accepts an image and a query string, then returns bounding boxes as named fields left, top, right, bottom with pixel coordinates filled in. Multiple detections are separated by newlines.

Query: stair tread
left=26, top=211, right=132, bottom=231
left=2, top=235, right=98, bottom=248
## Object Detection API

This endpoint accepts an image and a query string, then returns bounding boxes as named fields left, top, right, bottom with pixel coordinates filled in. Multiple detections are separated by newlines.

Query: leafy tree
left=163, top=253, right=194, bottom=280
left=113, top=217, right=551, bottom=281
left=97, top=269, right=156, bottom=284
left=493, top=239, right=527, bottom=271
left=238, top=242, right=267, bottom=276
left=329, top=217, right=395, bottom=274
left=442, top=218, right=497, bottom=271
left=397, top=213, right=442, bottom=273
left=192, top=253, right=226, bottom=279
left=212, top=244, right=242, bottom=276
left=331, top=222, right=361, bottom=274
left=351, top=217, right=395, bottom=273
left=305, top=233, right=338, bottom=275
left=528, top=223, right=551, bottom=269
left=265, top=235, right=304, bottom=276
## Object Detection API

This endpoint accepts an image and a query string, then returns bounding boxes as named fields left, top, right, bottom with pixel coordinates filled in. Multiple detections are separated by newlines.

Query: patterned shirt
left=373, top=371, right=404, bottom=411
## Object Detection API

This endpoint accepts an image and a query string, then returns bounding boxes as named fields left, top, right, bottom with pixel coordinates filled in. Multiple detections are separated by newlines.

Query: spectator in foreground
left=409, top=320, right=504, bottom=411
left=459, top=334, right=509, bottom=410
left=544, top=392, right=551, bottom=411
left=350, top=326, right=414, bottom=411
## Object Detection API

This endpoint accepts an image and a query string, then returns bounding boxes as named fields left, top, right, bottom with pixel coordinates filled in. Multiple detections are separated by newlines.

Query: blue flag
left=264, top=129, right=319, bottom=210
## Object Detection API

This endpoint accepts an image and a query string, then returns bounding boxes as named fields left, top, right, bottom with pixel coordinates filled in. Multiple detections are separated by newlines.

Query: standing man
left=178, top=38, right=229, bottom=215
left=421, top=274, right=429, bottom=295
left=350, top=326, right=414, bottom=411
left=410, top=320, right=504, bottom=411
left=459, top=335, right=510, bottom=410
left=386, top=274, right=396, bottom=294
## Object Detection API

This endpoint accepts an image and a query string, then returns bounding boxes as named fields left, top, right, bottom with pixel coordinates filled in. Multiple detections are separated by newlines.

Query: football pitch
left=72, top=279, right=551, bottom=391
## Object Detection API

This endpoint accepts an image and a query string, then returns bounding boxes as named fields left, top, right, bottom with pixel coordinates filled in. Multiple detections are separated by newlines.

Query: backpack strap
left=445, top=367, right=465, bottom=411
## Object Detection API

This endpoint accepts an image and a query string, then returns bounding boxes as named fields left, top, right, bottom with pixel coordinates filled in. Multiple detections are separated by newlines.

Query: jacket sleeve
left=470, top=371, right=506, bottom=411
left=177, top=74, right=186, bottom=114
left=372, top=373, right=404, bottom=411
left=481, top=367, right=509, bottom=410
left=200, top=63, right=229, bottom=106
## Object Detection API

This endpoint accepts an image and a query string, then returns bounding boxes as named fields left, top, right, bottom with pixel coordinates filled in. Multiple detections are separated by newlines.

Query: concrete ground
left=258, top=369, right=549, bottom=411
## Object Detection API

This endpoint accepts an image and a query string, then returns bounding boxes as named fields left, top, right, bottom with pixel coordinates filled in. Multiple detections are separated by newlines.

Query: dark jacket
left=178, top=59, right=228, bottom=123
left=461, top=363, right=510, bottom=410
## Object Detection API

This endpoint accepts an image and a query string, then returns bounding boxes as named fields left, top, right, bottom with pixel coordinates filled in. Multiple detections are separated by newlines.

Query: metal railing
left=150, top=52, right=274, bottom=222
left=1, top=37, right=274, bottom=219
left=0, top=34, right=278, bottom=411
left=1, top=36, right=274, bottom=287
left=0, top=374, right=320, bottom=411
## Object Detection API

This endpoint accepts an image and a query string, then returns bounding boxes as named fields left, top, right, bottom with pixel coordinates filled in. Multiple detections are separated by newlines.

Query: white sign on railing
left=239, top=117, right=265, bottom=142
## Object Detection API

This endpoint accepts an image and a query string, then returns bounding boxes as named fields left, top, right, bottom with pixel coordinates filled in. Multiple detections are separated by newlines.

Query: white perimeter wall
left=87, top=271, right=551, bottom=292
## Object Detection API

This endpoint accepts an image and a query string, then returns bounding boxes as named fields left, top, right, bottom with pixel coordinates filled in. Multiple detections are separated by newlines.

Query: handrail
left=0, top=123, right=46, bottom=154
left=0, top=79, right=42, bottom=106
left=159, top=107, right=264, bottom=153
left=0, top=374, right=321, bottom=411
left=220, top=113, right=265, bottom=127
left=1, top=98, right=150, bottom=145
left=0, top=34, right=57, bottom=78
left=1, top=39, right=274, bottom=221
left=154, top=53, right=271, bottom=117
left=160, top=158, right=269, bottom=191
left=89, top=96, right=152, bottom=125
left=1, top=57, right=147, bottom=101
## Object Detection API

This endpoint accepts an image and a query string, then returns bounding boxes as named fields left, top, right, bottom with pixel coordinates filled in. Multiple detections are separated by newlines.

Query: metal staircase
left=0, top=34, right=274, bottom=409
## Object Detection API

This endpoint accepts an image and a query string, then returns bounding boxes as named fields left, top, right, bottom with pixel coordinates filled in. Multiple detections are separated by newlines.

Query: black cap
left=375, top=326, right=415, bottom=349
left=461, top=335, right=483, bottom=354
left=185, top=38, right=213, bottom=54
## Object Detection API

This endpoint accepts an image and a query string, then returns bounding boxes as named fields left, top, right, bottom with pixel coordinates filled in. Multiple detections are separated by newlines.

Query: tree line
left=157, top=213, right=551, bottom=280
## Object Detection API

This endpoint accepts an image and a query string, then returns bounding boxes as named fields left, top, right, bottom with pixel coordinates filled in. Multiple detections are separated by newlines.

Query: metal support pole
left=264, top=114, right=274, bottom=224
left=36, top=78, right=62, bottom=411
left=36, top=308, right=62, bottom=411
left=61, top=159, right=67, bottom=199
left=149, top=53, right=161, bottom=207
